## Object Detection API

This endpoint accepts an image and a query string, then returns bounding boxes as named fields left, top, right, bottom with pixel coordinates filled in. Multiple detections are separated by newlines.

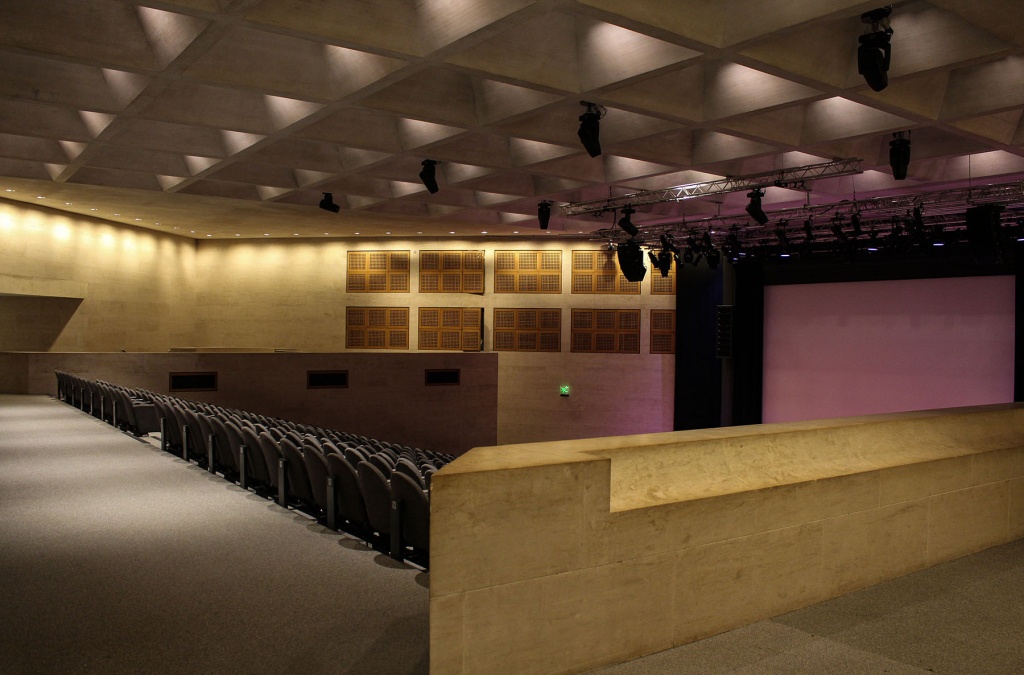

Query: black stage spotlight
left=538, top=201, right=551, bottom=230
left=745, top=188, right=769, bottom=225
left=889, top=131, right=910, bottom=180
left=656, top=249, right=674, bottom=276
left=858, top=6, right=893, bottom=92
left=660, top=233, right=681, bottom=256
left=419, top=159, right=439, bottom=193
left=319, top=192, right=340, bottom=213
left=616, top=239, right=647, bottom=282
left=578, top=101, right=605, bottom=158
left=618, top=206, right=639, bottom=237
left=723, top=231, right=743, bottom=261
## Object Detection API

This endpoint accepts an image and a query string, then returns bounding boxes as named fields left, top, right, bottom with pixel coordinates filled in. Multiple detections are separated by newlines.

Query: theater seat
left=391, top=471, right=430, bottom=556
left=357, top=460, right=392, bottom=542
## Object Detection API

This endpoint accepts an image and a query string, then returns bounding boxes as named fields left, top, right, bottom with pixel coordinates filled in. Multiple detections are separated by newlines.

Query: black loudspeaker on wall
left=616, top=241, right=647, bottom=282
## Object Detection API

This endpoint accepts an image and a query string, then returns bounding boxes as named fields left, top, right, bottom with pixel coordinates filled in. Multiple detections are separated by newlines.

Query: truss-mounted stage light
left=890, top=131, right=910, bottom=180
left=319, top=192, right=340, bottom=213
left=578, top=101, right=606, bottom=158
left=617, top=205, right=639, bottom=237
left=745, top=188, right=769, bottom=225
left=858, top=6, right=894, bottom=92
left=537, top=201, right=552, bottom=230
left=419, top=159, right=439, bottom=193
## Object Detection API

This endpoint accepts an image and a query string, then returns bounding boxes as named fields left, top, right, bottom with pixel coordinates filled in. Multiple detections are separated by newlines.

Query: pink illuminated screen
left=762, top=276, right=1015, bottom=423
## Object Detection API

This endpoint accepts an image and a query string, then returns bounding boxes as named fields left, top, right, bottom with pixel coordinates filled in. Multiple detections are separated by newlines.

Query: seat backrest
left=279, top=437, right=314, bottom=505
left=369, top=453, right=393, bottom=476
left=206, top=415, right=238, bottom=473
left=302, top=444, right=329, bottom=510
left=326, top=453, right=367, bottom=529
left=344, top=446, right=367, bottom=466
left=255, top=430, right=281, bottom=488
left=391, top=471, right=430, bottom=552
left=357, top=460, right=392, bottom=535
left=392, top=457, right=425, bottom=489
left=237, top=428, right=270, bottom=485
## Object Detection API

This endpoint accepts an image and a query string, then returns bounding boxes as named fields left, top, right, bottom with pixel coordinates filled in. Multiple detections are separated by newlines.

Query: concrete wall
left=430, top=404, right=1024, bottom=673
left=3, top=351, right=497, bottom=453
left=0, top=199, right=676, bottom=445
left=0, top=200, right=197, bottom=352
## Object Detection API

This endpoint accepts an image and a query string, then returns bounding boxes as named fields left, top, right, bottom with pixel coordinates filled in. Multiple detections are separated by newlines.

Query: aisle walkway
left=0, top=395, right=428, bottom=675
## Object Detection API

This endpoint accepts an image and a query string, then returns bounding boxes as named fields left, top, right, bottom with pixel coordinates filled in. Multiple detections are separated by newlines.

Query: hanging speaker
left=616, top=241, right=647, bottom=282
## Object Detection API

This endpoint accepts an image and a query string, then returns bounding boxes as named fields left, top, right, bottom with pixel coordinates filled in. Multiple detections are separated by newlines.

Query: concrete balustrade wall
left=429, top=404, right=1024, bottom=674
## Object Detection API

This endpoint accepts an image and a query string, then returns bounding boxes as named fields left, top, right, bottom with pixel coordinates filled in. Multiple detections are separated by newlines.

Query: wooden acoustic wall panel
left=347, top=251, right=410, bottom=292
left=419, top=250, right=485, bottom=293
left=650, top=262, right=677, bottom=295
left=494, top=250, right=561, bottom=293
left=346, top=306, right=409, bottom=349
left=493, top=308, right=561, bottom=352
left=571, top=250, right=641, bottom=295
left=419, top=307, right=482, bottom=351
left=651, top=309, right=676, bottom=354
left=571, top=309, right=641, bottom=353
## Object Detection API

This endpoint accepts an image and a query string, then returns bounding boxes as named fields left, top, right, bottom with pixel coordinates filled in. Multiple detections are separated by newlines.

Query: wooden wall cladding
left=570, top=309, right=641, bottom=353
left=493, top=308, right=561, bottom=352
left=651, top=309, right=676, bottom=354
left=419, top=307, right=482, bottom=351
left=571, top=250, right=641, bottom=295
left=346, top=307, right=409, bottom=349
left=494, top=251, right=561, bottom=293
left=650, top=262, right=677, bottom=295
left=347, top=251, right=410, bottom=292
left=420, top=251, right=485, bottom=293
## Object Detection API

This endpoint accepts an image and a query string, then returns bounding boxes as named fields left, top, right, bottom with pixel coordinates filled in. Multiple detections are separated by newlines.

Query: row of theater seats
left=54, top=371, right=452, bottom=569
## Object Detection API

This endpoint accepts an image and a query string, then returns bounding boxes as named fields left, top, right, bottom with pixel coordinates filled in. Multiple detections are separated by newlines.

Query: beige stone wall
left=0, top=200, right=197, bottom=351
left=194, top=237, right=677, bottom=444
left=430, top=405, right=1024, bottom=673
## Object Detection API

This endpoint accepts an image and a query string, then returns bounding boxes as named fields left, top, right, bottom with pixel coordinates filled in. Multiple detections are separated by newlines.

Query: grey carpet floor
left=0, top=395, right=428, bottom=675
left=4, top=395, right=1023, bottom=675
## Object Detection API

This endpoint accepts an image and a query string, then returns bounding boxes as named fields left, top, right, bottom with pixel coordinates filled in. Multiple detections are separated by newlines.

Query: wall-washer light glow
left=53, top=223, right=71, bottom=241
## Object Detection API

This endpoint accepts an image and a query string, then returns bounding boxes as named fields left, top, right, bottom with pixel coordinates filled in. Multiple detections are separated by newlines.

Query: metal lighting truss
left=596, top=181, right=1024, bottom=250
left=561, top=158, right=864, bottom=217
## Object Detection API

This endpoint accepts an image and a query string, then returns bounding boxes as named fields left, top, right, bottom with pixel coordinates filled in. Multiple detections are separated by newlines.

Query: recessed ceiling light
left=416, top=231, right=423, bottom=234
left=293, top=233, right=298, bottom=236
left=134, top=218, right=142, bottom=221
left=386, top=231, right=391, bottom=235
left=5, top=189, right=14, bottom=192
left=354, top=232, right=360, bottom=235
left=65, top=202, right=73, bottom=205
left=206, top=234, right=212, bottom=237
left=190, top=230, right=196, bottom=233
left=324, top=232, right=329, bottom=235
left=155, top=222, right=160, bottom=226
left=449, top=231, right=455, bottom=235
left=263, top=233, right=269, bottom=236
left=36, top=196, right=44, bottom=199
left=513, top=231, right=519, bottom=234
left=90, top=208, right=97, bottom=211
left=113, top=213, right=120, bottom=216
left=481, top=231, right=488, bottom=234
left=234, top=234, right=240, bottom=237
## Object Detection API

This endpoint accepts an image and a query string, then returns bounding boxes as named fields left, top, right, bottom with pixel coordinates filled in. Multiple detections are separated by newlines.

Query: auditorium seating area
left=54, top=370, right=450, bottom=569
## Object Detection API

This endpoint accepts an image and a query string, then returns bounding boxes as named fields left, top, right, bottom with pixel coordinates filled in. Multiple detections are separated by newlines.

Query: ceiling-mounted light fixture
left=318, top=192, right=340, bottom=213
left=890, top=131, right=911, bottom=180
left=745, top=188, right=769, bottom=225
left=419, top=159, right=440, bottom=193
left=617, top=205, right=638, bottom=237
left=537, top=201, right=552, bottom=230
left=616, top=239, right=647, bottom=282
left=577, top=101, right=606, bottom=158
left=858, top=6, right=894, bottom=92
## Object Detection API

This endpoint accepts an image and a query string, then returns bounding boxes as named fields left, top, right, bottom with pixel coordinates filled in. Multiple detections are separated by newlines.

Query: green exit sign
left=559, top=385, right=570, bottom=397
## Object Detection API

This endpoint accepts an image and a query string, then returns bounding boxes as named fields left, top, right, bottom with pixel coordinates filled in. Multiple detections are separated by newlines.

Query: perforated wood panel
left=493, top=308, right=561, bottom=352
left=650, top=262, right=677, bottom=295
left=418, top=307, right=482, bottom=351
left=347, top=251, right=410, bottom=292
left=345, top=306, right=409, bottom=349
left=651, top=309, right=676, bottom=354
left=570, top=309, right=641, bottom=353
left=494, top=250, right=561, bottom=294
left=419, top=250, right=485, bottom=293
left=571, top=250, right=641, bottom=295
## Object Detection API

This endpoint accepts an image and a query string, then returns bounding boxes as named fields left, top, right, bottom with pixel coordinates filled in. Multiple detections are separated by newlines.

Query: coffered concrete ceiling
left=1, top=0, right=1023, bottom=239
